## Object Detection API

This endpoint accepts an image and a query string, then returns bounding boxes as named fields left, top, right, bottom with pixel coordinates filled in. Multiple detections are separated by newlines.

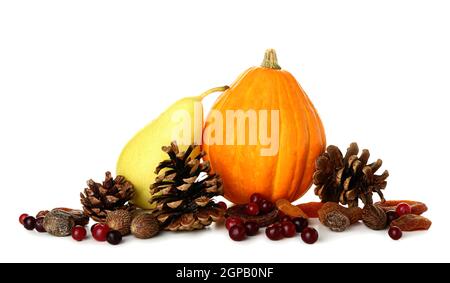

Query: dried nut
left=53, top=208, right=90, bottom=226
left=106, top=210, right=132, bottom=236
left=322, top=210, right=350, bottom=232
left=131, top=208, right=147, bottom=220
left=318, top=202, right=362, bottom=232
left=43, top=209, right=76, bottom=237
left=131, top=213, right=160, bottom=239
left=362, top=204, right=387, bottom=230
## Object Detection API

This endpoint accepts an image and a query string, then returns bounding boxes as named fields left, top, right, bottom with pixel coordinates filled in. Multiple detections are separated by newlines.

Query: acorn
left=106, top=210, right=132, bottom=236
left=131, top=213, right=160, bottom=239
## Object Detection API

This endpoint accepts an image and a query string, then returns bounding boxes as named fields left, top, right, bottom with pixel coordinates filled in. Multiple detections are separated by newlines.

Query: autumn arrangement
left=19, top=49, right=431, bottom=245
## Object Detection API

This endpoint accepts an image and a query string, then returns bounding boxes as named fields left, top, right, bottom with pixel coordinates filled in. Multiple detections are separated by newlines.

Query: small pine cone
left=149, top=141, right=225, bottom=231
left=313, top=143, right=389, bottom=207
left=80, top=172, right=135, bottom=223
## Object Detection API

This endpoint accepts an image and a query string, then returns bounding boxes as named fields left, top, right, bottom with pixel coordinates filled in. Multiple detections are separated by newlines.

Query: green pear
left=116, top=86, right=228, bottom=209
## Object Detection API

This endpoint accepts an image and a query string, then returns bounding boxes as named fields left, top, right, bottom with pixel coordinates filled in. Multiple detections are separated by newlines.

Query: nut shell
left=43, top=209, right=75, bottom=237
left=131, top=213, right=160, bottom=239
left=106, top=210, right=132, bottom=236
left=362, top=204, right=387, bottom=230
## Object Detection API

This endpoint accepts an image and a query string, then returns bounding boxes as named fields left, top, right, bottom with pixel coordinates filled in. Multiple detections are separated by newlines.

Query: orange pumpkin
left=203, top=49, right=326, bottom=204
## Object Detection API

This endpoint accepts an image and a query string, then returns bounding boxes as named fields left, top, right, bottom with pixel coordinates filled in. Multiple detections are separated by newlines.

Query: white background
left=1, top=0, right=449, bottom=263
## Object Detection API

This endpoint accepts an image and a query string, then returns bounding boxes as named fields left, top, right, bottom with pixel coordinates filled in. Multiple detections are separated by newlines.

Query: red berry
left=292, top=217, right=308, bottom=233
left=107, top=230, right=122, bottom=245
left=90, top=223, right=101, bottom=234
left=396, top=203, right=412, bottom=217
left=23, top=216, right=36, bottom=230
left=265, top=225, right=284, bottom=241
left=250, top=193, right=264, bottom=204
left=279, top=216, right=291, bottom=223
left=35, top=217, right=46, bottom=233
left=281, top=221, right=296, bottom=237
left=301, top=227, right=318, bottom=244
left=260, top=200, right=274, bottom=214
left=389, top=226, right=403, bottom=240
left=72, top=226, right=87, bottom=241
left=244, top=222, right=259, bottom=236
left=269, top=222, right=282, bottom=229
left=229, top=224, right=246, bottom=241
left=225, top=217, right=243, bottom=230
left=19, top=213, right=29, bottom=225
left=217, top=201, right=227, bottom=210
left=386, top=211, right=399, bottom=225
left=92, top=223, right=110, bottom=241
left=246, top=202, right=260, bottom=216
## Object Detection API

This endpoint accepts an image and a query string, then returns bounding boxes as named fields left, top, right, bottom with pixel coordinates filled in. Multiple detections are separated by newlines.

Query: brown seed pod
left=43, top=209, right=76, bottom=237
left=318, top=202, right=362, bottom=232
left=362, top=204, right=387, bottom=230
left=106, top=210, right=132, bottom=236
left=131, top=213, right=160, bottom=239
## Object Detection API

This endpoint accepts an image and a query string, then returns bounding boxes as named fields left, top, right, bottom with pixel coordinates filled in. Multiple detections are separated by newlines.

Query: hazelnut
left=131, top=213, right=160, bottom=239
left=106, top=210, right=132, bottom=236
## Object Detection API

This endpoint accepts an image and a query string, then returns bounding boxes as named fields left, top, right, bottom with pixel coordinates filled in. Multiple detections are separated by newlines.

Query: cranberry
left=279, top=216, right=291, bottom=223
left=225, top=217, right=243, bottom=230
left=281, top=221, right=296, bottom=237
left=386, top=211, right=399, bottom=225
left=260, top=200, right=274, bottom=214
left=396, top=203, right=411, bottom=217
left=217, top=201, right=227, bottom=210
left=19, top=213, right=29, bottom=225
left=269, top=222, right=282, bottom=229
left=249, top=193, right=264, bottom=204
left=292, top=217, right=309, bottom=233
left=23, top=216, right=36, bottom=230
left=72, top=226, right=87, bottom=241
left=301, top=227, right=318, bottom=244
left=244, top=222, right=259, bottom=236
left=229, top=224, right=246, bottom=241
left=92, top=223, right=110, bottom=241
left=107, top=230, right=122, bottom=245
left=246, top=202, right=260, bottom=216
left=90, top=223, right=101, bottom=234
left=35, top=217, right=46, bottom=233
left=389, top=226, right=403, bottom=240
left=265, top=225, right=284, bottom=241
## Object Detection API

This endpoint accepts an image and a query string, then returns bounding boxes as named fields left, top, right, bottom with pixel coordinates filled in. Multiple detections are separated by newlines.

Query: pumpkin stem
left=199, top=86, right=230, bottom=100
left=261, top=49, right=281, bottom=70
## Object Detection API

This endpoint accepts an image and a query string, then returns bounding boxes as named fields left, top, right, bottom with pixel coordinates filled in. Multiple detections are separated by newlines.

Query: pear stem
left=261, top=49, right=281, bottom=70
left=199, top=86, right=229, bottom=99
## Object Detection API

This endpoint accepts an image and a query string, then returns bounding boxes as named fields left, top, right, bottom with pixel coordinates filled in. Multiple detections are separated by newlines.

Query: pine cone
left=313, top=143, right=389, bottom=207
left=80, top=172, right=135, bottom=223
left=149, top=141, right=225, bottom=231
